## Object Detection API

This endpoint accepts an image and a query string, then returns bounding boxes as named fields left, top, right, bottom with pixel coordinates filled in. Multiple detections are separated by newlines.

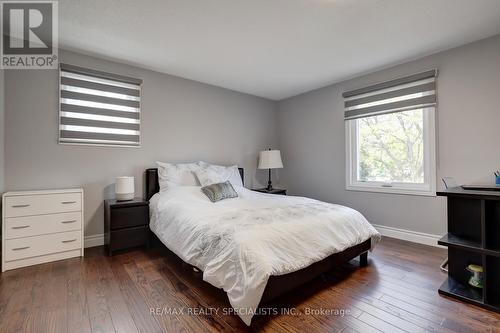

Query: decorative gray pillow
left=201, top=181, right=238, bottom=202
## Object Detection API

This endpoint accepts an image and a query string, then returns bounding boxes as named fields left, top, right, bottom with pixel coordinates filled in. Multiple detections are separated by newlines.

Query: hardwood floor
left=1, top=237, right=499, bottom=333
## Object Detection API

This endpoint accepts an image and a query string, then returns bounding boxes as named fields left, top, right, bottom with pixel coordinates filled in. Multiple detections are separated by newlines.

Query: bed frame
left=145, top=167, right=370, bottom=305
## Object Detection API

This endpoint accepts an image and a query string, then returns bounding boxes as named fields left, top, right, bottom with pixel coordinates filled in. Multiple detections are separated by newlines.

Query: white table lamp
left=115, top=176, right=134, bottom=201
left=258, top=149, right=283, bottom=190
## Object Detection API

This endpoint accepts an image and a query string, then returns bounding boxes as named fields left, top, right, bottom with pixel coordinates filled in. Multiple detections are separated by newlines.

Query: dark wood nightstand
left=104, top=198, right=149, bottom=256
left=252, top=188, right=287, bottom=195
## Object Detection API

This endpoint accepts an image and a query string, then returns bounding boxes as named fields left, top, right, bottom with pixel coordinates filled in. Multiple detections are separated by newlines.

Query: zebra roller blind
left=343, top=70, right=437, bottom=120
left=59, top=64, right=142, bottom=147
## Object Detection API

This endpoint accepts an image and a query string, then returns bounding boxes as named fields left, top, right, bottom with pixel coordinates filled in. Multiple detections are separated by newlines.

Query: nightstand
left=104, top=198, right=149, bottom=256
left=252, top=188, right=287, bottom=195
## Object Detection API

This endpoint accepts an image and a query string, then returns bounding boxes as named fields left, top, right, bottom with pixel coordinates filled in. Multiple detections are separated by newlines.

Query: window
left=344, top=70, right=437, bottom=196
left=59, top=64, right=142, bottom=147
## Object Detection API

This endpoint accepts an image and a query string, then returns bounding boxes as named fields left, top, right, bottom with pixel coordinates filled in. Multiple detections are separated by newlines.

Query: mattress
left=149, top=185, right=380, bottom=325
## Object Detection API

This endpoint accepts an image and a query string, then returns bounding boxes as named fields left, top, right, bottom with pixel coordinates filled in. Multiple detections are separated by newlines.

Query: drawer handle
left=12, top=204, right=30, bottom=208
left=61, top=220, right=77, bottom=224
left=61, top=201, right=77, bottom=204
left=62, top=239, right=77, bottom=243
left=12, top=246, right=30, bottom=251
left=12, top=225, right=30, bottom=229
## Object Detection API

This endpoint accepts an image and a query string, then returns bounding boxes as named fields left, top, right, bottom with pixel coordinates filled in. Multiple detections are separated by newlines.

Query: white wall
left=0, top=69, right=4, bottom=193
left=5, top=34, right=500, bottom=240
left=277, top=34, right=500, bottom=236
left=4, top=50, right=278, bottom=237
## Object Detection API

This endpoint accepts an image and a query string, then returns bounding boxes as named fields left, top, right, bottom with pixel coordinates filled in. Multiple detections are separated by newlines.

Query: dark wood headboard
left=145, top=167, right=244, bottom=201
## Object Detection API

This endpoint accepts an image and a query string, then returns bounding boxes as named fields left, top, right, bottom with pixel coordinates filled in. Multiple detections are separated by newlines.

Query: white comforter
left=149, top=186, right=380, bottom=325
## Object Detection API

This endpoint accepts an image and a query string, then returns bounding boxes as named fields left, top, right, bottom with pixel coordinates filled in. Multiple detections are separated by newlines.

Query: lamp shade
left=115, top=176, right=134, bottom=201
left=258, top=150, right=283, bottom=169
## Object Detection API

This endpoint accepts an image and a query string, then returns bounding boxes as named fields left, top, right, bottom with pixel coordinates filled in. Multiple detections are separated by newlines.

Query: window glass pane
left=357, top=109, right=424, bottom=183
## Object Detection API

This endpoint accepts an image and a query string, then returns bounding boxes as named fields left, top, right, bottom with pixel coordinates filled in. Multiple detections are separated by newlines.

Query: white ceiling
left=59, top=0, right=500, bottom=100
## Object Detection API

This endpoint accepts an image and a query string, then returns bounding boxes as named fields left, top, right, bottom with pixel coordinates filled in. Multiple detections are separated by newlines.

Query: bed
left=145, top=167, right=380, bottom=325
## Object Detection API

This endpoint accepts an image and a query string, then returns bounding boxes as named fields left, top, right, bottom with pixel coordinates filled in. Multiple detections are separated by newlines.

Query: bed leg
left=359, top=252, right=368, bottom=267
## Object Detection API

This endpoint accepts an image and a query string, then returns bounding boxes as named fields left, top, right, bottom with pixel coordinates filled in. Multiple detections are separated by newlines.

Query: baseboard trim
left=84, top=233, right=104, bottom=248
left=373, top=224, right=443, bottom=248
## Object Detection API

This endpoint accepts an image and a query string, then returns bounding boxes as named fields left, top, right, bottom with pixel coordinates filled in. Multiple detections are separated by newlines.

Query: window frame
left=345, top=107, right=436, bottom=196
left=58, top=64, right=142, bottom=148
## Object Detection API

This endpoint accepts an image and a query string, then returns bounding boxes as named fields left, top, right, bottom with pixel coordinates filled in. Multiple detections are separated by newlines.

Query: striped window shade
left=343, top=70, right=437, bottom=120
left=59, top=64, right=142, bottom=147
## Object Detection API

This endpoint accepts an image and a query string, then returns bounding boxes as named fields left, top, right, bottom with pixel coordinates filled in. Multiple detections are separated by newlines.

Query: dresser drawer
left=110, top=205, right=148, bottom=230
left=5, top=193, right=82, bottom=217
left=5, top=212, right=82, bottom=239
left=4, top=230, right=82, bottom=262
left=109, top=226, right=148, bottom=253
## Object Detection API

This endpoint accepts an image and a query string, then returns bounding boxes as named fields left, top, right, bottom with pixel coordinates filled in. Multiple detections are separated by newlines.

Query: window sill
left=346, top=184, right=436, bottom=197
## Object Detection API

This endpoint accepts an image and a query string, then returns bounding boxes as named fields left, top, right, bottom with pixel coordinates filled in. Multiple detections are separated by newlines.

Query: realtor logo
left=1, top=1, right=58, bottom=69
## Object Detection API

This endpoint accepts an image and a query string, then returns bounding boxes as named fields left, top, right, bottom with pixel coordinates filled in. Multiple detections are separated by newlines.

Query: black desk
left=104, top=198, right=149, bottom=256
left=437, top=188, right=500, bottom=312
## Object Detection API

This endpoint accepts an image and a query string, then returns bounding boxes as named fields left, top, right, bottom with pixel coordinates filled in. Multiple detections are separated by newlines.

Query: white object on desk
left=115, top=176, right=134, bottom=201
left=2, top=188, right=84, bottom=272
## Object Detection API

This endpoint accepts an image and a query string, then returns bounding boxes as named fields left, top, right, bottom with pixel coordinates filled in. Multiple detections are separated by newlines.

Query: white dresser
left=2, top=188, right=84, bottom=272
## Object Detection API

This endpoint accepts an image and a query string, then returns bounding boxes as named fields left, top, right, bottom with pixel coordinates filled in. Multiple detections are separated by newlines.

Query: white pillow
left=196, top=161, right=243, bottom=187
left=156, top=161, right=201, bottom=191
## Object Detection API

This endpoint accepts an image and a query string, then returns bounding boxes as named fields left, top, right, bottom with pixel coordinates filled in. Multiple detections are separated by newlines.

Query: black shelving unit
left=437, top=187, right=500, bottom=313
